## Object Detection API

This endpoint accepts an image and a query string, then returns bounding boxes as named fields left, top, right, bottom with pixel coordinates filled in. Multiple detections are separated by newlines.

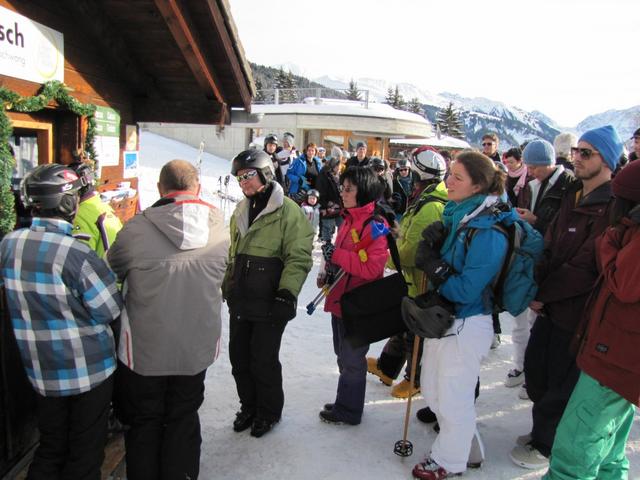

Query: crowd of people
left=0, top=124, right=638, bottom=479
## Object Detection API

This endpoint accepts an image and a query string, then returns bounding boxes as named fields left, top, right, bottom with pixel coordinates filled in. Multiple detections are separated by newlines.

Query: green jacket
left=73, top=194, right=123, bottom=258
left=396, top=181, right=448, bottom=297
left=223, top=182, right=313, bottom=319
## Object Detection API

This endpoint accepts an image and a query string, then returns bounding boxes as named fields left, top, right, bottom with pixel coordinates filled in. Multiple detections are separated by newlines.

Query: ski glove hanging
left=321, top=243, right=336, bottom=264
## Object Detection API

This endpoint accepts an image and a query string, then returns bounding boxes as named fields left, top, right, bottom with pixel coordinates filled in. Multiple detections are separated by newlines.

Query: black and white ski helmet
left=306, top=189, right=320, bottom=199
left=20, top=164, right=84, bottom=221
left=231, top=148, right=275, bottom=184
left=395, top=158, right=409, bottom=170
left=264, top=134, right=278, bottom=147
left=411, top=147, right=446, bottom=181
left=370, top=157, right=386, bottom=171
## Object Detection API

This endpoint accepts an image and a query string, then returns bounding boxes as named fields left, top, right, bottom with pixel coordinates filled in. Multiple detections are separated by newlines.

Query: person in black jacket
left=315, top=156, right=343, bottom=243
left=263, top=134, right=286, bottom=187
left=390, top=158, right=417, bottom=217
left=347, top=141, right=370, bottom=168
left=505, top=139, right=576, bottom=399
left=481, top=133, right=502, bottom=164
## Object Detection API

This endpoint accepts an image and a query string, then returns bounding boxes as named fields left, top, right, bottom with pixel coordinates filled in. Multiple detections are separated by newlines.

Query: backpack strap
left=411, top=193, right=447, bottom=216
left=361, top=215, right=405, bottom=281
left=463, top=221, right=515, bottom=313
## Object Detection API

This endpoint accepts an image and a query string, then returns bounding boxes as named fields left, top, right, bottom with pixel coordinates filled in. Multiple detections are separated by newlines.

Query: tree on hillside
left=254, top=78, right=265, bottom=102
left=407, top=97, right=422, bottom=114
left=285, top=70, right=298, bottom=103
left=346, top=79, right=361, bottom=101
left=385, top=86, right=405, bottom=110
left=273, top=68, right=297, bottom=103
left=436, top=102, right=465, bottom=139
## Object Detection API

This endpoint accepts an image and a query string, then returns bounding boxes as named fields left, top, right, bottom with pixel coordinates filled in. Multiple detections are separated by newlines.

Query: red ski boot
left=412, top=457, right=461, bottom=479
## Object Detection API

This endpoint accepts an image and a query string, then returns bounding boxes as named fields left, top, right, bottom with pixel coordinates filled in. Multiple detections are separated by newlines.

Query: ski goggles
left=236, top=170, right=259, bottom=182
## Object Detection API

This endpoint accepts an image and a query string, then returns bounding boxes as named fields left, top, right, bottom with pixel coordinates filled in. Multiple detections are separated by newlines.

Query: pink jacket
left=324, top=202, right=389, bottom=318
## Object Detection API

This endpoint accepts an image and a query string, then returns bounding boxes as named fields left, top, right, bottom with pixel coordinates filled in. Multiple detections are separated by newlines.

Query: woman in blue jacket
left=411, top=151, right=514, bottom=480
left=286, top=143, right=322, bottom=199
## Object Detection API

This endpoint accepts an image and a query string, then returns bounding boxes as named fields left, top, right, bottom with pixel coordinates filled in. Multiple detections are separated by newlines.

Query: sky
left=229, top=0, right=639, bottom=127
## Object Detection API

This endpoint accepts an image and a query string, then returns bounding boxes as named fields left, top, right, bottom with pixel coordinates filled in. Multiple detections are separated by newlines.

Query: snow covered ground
left=139, top=132, right=640, bottom=480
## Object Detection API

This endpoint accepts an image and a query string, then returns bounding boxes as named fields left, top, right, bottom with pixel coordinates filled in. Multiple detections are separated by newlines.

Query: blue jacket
left=287, top=154, right=322, bottom=195
left=439, top=205, right=515, bottom=318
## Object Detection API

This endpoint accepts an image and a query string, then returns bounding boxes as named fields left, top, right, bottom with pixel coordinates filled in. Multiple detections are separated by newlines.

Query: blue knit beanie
left=579, top=125, right=622, bottom=172
left=523, top=139, right=556, bottom=166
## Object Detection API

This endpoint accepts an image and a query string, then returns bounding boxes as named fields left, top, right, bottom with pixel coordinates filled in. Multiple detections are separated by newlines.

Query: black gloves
left=423, top=259, right=453, bottom=288
left=422, top=221, right=448, bottom=251
left=415, top=221, right=448, bottom=273
left=321, top=243, right=336, bottom=264
left=272, top=289, right=297, bottom=321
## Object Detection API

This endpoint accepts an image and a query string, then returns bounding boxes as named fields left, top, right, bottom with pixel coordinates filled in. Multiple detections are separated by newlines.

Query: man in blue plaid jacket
left=0, top=164, right=122, bottom=479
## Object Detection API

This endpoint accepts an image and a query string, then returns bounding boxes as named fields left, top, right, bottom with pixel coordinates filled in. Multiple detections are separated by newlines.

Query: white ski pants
left=511, top=308, right=536, bottom=371
left=420, top=314, right=493, bottom=473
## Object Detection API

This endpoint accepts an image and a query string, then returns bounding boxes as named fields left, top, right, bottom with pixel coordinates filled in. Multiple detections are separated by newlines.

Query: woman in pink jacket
left=319, top=166, right=389, bottom=425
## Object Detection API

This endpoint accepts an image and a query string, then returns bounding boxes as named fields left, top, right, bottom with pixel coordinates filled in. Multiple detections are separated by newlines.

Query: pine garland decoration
left=0, top=81, right=97, bottom=235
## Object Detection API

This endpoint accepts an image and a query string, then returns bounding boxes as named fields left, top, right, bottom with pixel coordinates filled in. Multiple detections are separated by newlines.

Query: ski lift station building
left=143, top=95, right=433, bottom=160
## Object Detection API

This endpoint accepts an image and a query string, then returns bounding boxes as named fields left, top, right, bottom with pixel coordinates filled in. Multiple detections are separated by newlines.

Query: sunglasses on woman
left=571, top=147, right=600, bottom=160
left=236, top=170, right=259, bottom=182
left=339, top=185, right=355, bottom=193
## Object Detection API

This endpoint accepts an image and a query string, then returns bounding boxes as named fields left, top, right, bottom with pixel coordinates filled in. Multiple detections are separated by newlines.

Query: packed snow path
left=139, top=131, right=639, bottom=480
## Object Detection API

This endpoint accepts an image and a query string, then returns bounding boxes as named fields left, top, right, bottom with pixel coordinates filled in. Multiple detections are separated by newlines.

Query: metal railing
left=253, top=88, right=370, bottom=108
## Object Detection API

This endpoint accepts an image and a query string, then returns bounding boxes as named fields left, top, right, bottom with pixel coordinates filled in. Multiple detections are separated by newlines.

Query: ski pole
left=394, top=274, right=426, bottom=457
left=306, top=268, right=345, bottom=315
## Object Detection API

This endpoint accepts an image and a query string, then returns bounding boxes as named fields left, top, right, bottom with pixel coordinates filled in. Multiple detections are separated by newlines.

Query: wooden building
left=0, top=0, right=253, bottom=476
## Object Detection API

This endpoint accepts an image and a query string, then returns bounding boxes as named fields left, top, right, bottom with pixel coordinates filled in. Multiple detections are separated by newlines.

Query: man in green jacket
left=367, top=147, right=448, bottom=399
left=224, top=149, right=313, bottom=438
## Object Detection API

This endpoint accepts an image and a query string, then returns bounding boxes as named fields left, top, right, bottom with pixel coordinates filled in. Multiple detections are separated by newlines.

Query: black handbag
left=341, top=226, right=408, bottom=348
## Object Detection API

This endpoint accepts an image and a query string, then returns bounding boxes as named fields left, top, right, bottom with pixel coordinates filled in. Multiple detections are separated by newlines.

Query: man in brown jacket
left=510, top=126, right=623, bottom=470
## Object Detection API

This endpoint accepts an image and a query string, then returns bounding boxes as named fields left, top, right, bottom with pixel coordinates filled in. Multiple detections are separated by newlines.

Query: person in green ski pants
left=543, top=158, right=640, bottom=480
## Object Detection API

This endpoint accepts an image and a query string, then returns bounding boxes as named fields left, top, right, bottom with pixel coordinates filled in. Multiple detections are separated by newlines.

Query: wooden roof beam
left=204, top=0, right=254, bottom=111
left=154, top=0, right=228, bottom=122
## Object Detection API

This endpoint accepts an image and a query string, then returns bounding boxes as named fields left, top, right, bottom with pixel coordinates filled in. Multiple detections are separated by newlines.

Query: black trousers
left=378, top=332, right=423, bottom=386
left=229, top=315, right=288, bottom=421
left=524, top=314, right=580, bottom=457
left=115, top=363, right=206, bottom=480
left=27, top=375, right=113, bottom=480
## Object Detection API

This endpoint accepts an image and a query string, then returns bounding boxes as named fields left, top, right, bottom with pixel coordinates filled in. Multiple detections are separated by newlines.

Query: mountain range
left=286, top=68, right=638, bottom=150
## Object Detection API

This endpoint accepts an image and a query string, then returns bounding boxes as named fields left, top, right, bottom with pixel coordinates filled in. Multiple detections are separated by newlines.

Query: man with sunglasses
left=481, top=133, right=502, bottom=164
left=224, top=149, right=313, bottom=439
left=511, top=125, right=623, bottom=470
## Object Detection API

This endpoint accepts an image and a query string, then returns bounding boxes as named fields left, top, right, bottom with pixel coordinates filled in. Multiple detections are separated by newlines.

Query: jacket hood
left=143, top=192, right=217, bottom=250
left=462, top=195, right=519, bottom=229
left=234, top=182, right=285, bottom=236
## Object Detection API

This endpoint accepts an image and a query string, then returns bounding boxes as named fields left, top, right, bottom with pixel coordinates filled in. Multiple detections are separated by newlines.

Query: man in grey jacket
left=108, top=160, right=229, bottom=480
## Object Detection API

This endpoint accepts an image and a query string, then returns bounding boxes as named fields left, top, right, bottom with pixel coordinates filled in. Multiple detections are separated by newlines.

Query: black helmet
left=231, top=149, right=275, bottom=184
left=20, top=164, right=84, bottom=222
left=401, top=292, right=455, bottom=339
left=264, top=134, right=278, bottom=147
left=395, top=158, right=409, bottom=170
left=370, top=157, right=386, bottom=171
left=306, top=189, right=320, bottom=199
left=68, top=162, right=95, bottom=198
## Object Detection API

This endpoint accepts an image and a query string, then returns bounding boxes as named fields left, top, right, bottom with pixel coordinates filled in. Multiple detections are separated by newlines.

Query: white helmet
left=411, top=147, right=446, bottom=181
